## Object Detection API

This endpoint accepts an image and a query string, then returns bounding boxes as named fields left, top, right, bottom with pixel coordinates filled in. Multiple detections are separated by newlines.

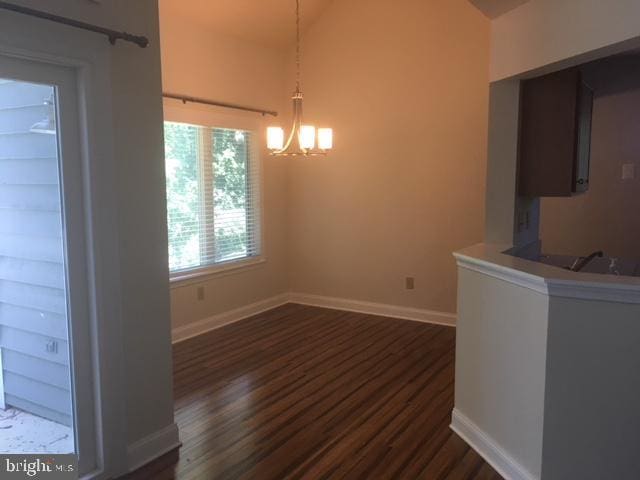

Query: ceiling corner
left=468, top=0, right=530, bottom=19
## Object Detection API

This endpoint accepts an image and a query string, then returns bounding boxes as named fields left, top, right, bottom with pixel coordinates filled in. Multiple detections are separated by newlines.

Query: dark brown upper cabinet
left=517, top=68, right=594, bottom=197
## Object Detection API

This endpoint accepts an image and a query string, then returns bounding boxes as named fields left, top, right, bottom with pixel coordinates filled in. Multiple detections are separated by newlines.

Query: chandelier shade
left=318, top=128, right=333, bottom=150
left=267, top=127, right=284, bottom=150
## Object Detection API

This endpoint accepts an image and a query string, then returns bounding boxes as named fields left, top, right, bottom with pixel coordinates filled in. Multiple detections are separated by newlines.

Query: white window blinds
left=164, top=122, right=261, bottom=274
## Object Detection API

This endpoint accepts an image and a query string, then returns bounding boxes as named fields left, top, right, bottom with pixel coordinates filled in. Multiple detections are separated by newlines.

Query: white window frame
left=164, top=103, right=265, bottom=285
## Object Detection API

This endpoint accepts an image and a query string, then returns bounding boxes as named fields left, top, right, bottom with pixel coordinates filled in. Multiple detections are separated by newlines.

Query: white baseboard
left=289, top=292, right=456, bottom=327
left=172, top=293, right=290, bottom=343
left=126, top=422, right=181, bottom=473
left=450, top=409, right=537, bottom=480
left=172, top=292, right=456, bottom=343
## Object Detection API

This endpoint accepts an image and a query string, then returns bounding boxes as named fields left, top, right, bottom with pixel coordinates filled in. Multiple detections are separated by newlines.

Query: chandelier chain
left=296, top=0, right=301, bottom=92
left=266, top=0, right=332, bottom=156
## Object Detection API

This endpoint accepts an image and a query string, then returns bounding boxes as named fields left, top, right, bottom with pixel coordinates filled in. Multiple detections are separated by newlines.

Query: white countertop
left=454, top=243, right=640, bottom=304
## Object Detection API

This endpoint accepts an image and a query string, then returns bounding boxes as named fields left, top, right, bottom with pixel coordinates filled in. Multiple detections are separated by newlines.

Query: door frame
left=0, top=19, right=127, bottom=480
left=0, top=348, right=5, bottom=410
left=1, top=53, right=100, bottom=474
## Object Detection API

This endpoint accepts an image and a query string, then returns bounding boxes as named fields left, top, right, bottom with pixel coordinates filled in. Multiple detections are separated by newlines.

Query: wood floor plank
left=473, top=462, right=505, bottom=480
left=123, top=304, right=502, bottom=480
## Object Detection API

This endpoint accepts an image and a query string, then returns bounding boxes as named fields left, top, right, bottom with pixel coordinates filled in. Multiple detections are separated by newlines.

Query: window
left=164, top=121, right=261, bottom=276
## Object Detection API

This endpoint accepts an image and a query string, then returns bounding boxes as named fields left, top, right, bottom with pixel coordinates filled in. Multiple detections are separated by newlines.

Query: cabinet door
left=517, top=68, right=590, bottom=197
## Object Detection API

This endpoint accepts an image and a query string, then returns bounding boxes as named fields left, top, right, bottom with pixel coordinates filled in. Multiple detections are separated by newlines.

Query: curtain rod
left=163, top=93, right=278, bottom=117
left=0, top=1, right=149, bottom=48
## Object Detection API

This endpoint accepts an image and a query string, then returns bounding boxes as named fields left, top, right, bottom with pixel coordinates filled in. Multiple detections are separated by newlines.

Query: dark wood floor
left=127, top=303, right=502, bottom=480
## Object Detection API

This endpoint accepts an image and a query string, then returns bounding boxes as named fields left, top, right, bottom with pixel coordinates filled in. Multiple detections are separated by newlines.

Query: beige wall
left=111, top=0, right=177, bottom=451
left=159, top=9, right=290, bottom=329
left=455, top=266, right=548, bottom=478
left=484, top=80, right=521, bottom=244
left=540, top=56, right=640, bottom=261
left=491, top=0, right=640, bottom=81
left=543, top=295, right=640, bottom=479
left=455, top=249, right=640, bottom=479
left=285, top=0, right=490, bottom=313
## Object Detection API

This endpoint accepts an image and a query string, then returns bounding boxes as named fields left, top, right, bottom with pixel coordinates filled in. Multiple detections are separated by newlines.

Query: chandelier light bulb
left=318, top=128, right=333, bottom=150
left=299, top=125, right=316, bottom=150
left=267, top=127, right=284, bottom=150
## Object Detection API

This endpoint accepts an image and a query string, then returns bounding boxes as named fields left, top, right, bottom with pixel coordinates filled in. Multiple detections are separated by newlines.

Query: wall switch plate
left=405, top=277, right=415, bottom=290
left=622, top=163, right=635, bottom=180
left=197, top=286, right=205, bottom=301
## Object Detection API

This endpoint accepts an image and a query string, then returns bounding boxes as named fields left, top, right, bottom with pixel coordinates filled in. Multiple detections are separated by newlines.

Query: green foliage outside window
left=165, top=122, right=256, bottom=273
left=213, top=129, right=250, bottom=261
left=164, top=123, right=200, bottom=271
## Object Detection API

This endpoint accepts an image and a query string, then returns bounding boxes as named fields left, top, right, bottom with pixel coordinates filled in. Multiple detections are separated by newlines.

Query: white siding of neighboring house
left=0, top=79, right=72, bottom=426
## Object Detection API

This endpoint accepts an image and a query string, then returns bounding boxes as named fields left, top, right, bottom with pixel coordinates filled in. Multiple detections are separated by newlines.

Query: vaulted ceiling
left=160, top=0, right=530, bottom=49
left=159, top=0, right=334, bottom=48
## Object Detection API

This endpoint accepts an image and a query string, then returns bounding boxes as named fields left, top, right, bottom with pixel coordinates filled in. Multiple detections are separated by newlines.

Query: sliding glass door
left=0, top=54, right=97, bottom=475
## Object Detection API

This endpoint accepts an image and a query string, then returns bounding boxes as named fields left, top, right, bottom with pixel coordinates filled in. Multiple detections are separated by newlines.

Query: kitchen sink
left=538, top=254, right=640, bottom=277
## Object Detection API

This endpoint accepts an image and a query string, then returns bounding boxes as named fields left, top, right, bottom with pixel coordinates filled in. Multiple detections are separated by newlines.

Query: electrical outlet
left=405, top=277, right=415, bottom=290
left=622, top=163, right=635, bottom=180
left=46, top=340, right=58, bottom=354
left=196, top=286, right=205, bottom=301
left=517, top=210, right=530, bottom=232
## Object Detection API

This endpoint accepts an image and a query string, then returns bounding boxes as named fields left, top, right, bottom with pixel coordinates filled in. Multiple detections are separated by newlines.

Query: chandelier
left=267, top=0, right=333, bottom=156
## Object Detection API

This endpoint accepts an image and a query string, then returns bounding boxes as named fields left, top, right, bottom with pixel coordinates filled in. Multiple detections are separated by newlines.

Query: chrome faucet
left=608, top=258, right=620, bottom=275
left=569, top=251, right=604, bottom=272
